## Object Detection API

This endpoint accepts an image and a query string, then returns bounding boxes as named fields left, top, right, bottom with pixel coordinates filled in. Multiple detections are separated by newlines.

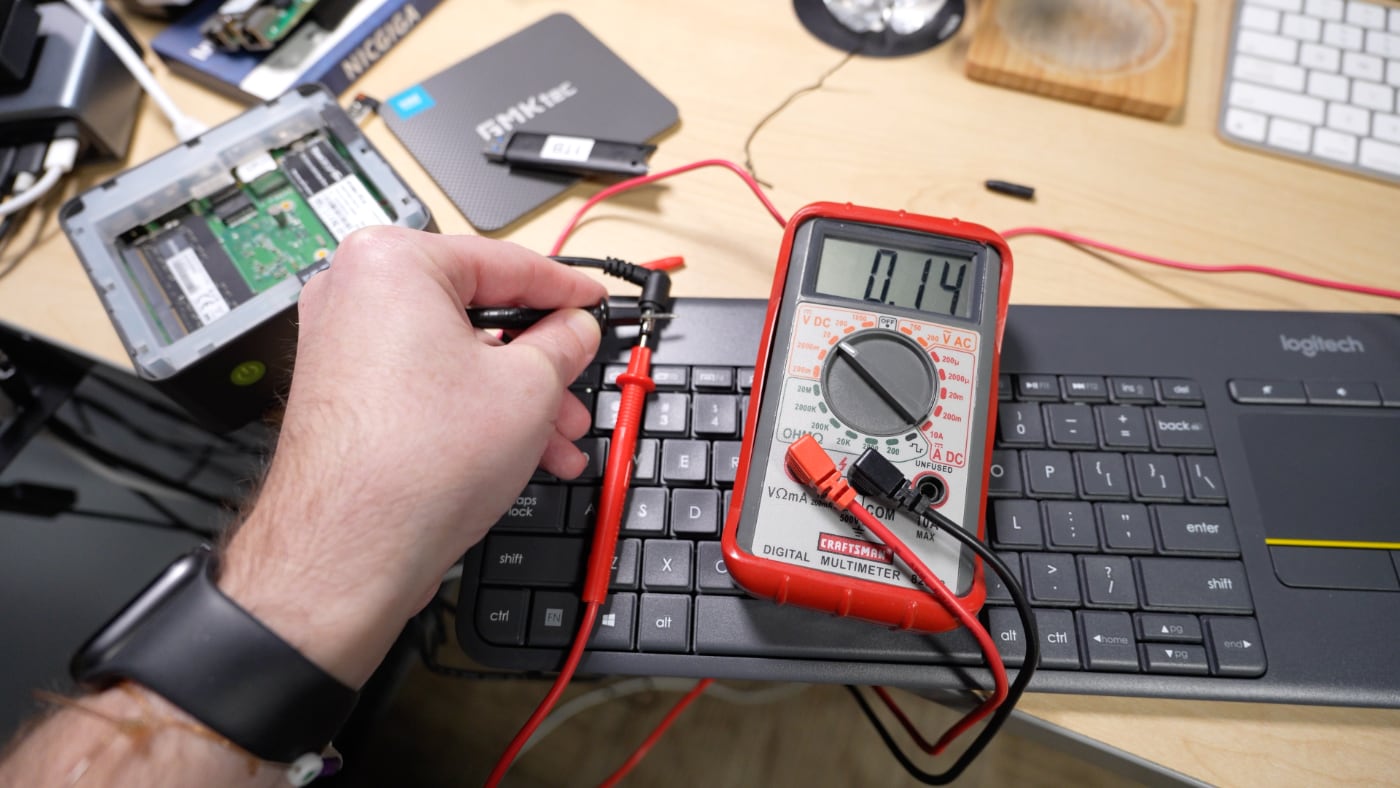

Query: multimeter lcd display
left=813, top=237, right=977, bottom=319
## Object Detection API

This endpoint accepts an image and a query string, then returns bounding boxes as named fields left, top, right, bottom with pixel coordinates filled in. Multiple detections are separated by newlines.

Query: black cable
left=844, top=448, right=1039, bottom=784
left=46, top=418, right=236, bottom=508
left=67, top=506, right=219, bottom=538
left=742, top=47, right=861, bottom=187
left=135, top=490, right=221, bottom=539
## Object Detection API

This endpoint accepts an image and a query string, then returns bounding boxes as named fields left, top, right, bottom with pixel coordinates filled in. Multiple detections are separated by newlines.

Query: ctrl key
left=476, top=588, right=530, bottom=646
left=1205, top=617, right=1266, bottom=677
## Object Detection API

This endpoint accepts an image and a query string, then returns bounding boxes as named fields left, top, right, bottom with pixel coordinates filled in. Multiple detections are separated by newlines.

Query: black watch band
left=71, top=545, right=358, bottom=763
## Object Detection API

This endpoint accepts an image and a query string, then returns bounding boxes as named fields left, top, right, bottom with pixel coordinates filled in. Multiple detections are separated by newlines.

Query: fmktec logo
left=1279, top=334, right=1365, bottom=357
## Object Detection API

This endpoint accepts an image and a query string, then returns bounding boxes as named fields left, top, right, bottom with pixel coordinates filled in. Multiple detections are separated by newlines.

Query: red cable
left=845, top=501, right=1008, bottom=753
left=597, top=679, right=715, bottom=788
left=870, top=686, right=974, bottom=755
left=1001, top=226, right=1400, bottom=301
left=783, top=436, right=1008, bottom=755
left=549, top=159, right=788, bottom=256
left=485, top=602, right=600, bottom=787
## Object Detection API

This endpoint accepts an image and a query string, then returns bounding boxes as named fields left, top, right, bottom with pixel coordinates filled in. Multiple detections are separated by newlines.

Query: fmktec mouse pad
left=382, top=14, right=679, bottom=232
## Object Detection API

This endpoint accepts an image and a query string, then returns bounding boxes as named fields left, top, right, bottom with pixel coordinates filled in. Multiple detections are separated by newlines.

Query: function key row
left=593, top=365, right=756, bottom=392
left=1230, top=378, right=1400, bottom=407
left=1001, top=375, right=1202, bottom=405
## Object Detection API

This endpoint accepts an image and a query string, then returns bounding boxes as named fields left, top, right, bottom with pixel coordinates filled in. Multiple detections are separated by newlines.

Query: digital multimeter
left=722, top=202, right=1013, bottom=633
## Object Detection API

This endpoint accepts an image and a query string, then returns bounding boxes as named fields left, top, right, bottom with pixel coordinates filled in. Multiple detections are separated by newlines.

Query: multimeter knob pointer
left=823, top=329, right=938, bottom=436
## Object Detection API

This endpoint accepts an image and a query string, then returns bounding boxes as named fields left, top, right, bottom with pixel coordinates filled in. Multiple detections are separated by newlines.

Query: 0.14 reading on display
left=813, top=236, right=976, bottom=319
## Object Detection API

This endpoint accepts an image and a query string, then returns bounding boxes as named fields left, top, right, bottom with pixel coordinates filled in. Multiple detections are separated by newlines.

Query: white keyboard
left=1219, top=0, right=1400, bottom=184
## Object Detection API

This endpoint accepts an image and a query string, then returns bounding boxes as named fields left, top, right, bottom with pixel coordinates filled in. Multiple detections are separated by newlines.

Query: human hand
left=219, top=227, right=607, bottom=686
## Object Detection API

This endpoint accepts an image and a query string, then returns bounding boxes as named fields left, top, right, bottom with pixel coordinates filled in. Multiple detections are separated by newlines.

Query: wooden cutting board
left=965, top=0, right=1195, bottom=121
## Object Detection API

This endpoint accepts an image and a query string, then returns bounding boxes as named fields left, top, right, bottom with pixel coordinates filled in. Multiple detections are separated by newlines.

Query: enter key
left=1154, top=505, right=1240, bottom=556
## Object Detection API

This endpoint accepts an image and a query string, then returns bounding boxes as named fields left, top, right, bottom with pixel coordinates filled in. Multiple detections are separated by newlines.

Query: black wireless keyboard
left=456, top=299, right=1400, bottom=708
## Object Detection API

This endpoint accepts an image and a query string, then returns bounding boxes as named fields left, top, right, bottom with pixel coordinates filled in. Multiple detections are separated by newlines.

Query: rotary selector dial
left=821, top=329, right=938, bottom=436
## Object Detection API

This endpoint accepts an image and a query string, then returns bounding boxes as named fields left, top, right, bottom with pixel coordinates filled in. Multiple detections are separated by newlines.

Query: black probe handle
left=466, top=303, right=607, bottom=330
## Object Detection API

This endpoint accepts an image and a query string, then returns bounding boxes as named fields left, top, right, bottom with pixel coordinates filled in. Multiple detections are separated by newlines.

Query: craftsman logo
left=474, top=81, right=579, bottom=141
left=341, top=4, right=424, bottom=82
left=1279, top=334, right=1365, bottom=357
left=817, top=533, right=893, bottom=565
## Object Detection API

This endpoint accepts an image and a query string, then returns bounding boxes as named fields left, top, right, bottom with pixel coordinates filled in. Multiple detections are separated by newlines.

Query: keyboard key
left=737, top=367, right=755, bottom=391
left=1081, top=555, right=1138, bottom=608
left=661, top=439, right=709, bottom=484
left=1235, top=53, right=1306, bottom=90
left=1299, top=41, right=1341, bottom=70
left=638, top=594, right=691, bottom=653
left=1016, top=374, right=1060, bottom=400
left=1155, top=506, right=1240, bottom=556
left=573, top=364, right=602, bottom=389
left=1342, top=50, right=1384, bottom=81
left=984, top=551, right=1023, bottom=604
left=1130, top=454, right=1186, bottom=501
left=1141, top=643, right=1210, bottom=675
left=1098, top=503, right=1155, bottom=553
left=1224, top=107, right=1268, bottom=141
left=697, top=541, right=742, bottom=594
left=1108, top=377, right=1155, bottom=403
left=991, top=500, right=1042, bottom=548
left=1077, top=452, right=1131, bottom=499
left=712, top=441, right=742, bottom=485
left=643, top=540, right=693, bottom=590
left=693, top=394, right=739, bottom=436
left=528, top=590, right=579, bottom=647
left=1242, top=4, right=1281, bottom=32
left=998, top=402, right=1046, bottom=445
left=1182, top=456, right=1229, bottom=503
left=1025, top=552, right=1081, bottom=605
left=1149, top=408, right=1215, bottom=452
left=1045, top=404, right=1098, bottom=447
left=633, top=439, right=660, bottom=483
left=575, top=437, right=609, bottom=482
left=1307, top=70, right=1350, bottom=101
left=497, top=484, right=566, bottom=532
left=1078, top=611, right=1139, bottom=672
left=1156, top=379, right=1203, bottom=404
left=1281, top=12, right=1322, bottom=41
left=671, top=488, right=720, bottom=537
left=987, top=450, right=1024, bottom=497
left=1360, top=137, right=1400, bottom=174
left=1229, top=378, right=1307, bottom=404
left=1376, top=113, right=1400, bottom=143
left=1250, top=0, right=1300, bottom=11
left=693, top=596, right=981, bottom=663
left=986, top=607, right=1027, bottom=667
left=602, top=364, right=627, bottom=387
left=1136, top=613, right=1203, bottom=643
left=998, top=373, right=1013, bottom=401
left=1205, top=616, right=1268, bottom=677
left=1328, top=102, right=1372, bottom=135
left=622, top=487, right=667, bottom=535
left=1313, top=127, right=1359, bottom=161
left=1303, top=379, right=1382, bottom=406
left=1348, top=2, right=1388, bottom=29
left=644, top=392, right=689, bottom=435
left=566, top=487, right=598, bottom=533
left=1097, top=405, right=1151, bottom=450
left=589, top=593, right=636, bottom=651
left=1306, top=0, right=1343, bottom=23
left=1045, top=502, right=1098, bottom=550
left=1353, top=81, right=1395, bottom=113
left=1060, top=376, right=1107, bottom=401
left=1024, top=450, right=1076, bottom=497
left=1034, top=609, right=1081, bottom=669
left=651, top=366, right=688, bottom=390
left=1137, top=558, right=1254, bottom=613
left=480, top=535, right=584, bottom=587
left=693, top=367, right=734, bottom=391
left=594, top=391, right=621, bottom=432
left=476, top=588, right=530, bottom=646
left=1237, top=28, right=1300, bottom=61
left=1268, top=117, right=1312, bottom=152
left=611, top=539, right=641, bottom=590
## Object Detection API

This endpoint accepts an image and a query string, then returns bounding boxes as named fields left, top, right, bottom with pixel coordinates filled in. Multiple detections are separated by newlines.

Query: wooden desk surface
left=2, top=0, right=1397, bottom=783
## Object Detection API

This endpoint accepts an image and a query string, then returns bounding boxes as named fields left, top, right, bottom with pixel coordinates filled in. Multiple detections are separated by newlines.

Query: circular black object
left=822, top=329, right=938, bottom=436
left=793, top=0, right=966, bottom=57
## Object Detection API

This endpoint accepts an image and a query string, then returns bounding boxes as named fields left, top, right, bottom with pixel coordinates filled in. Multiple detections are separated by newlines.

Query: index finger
left=405, top=231, right=607, bottom=309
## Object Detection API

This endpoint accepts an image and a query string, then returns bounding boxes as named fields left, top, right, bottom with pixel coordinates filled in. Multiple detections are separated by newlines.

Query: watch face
left=70, top=548, right=210, bottom=681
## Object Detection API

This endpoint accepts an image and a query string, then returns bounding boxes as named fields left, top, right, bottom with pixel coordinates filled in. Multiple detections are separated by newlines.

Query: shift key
left=480, top=535, right=584, bottom=587
left=1137, top=558, right=1253, bottom=613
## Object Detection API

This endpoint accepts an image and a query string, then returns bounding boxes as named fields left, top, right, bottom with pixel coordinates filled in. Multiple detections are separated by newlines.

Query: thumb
left=504, top=308, right=602, bottom=388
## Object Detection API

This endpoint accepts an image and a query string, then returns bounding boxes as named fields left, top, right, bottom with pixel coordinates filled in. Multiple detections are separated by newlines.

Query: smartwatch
left=70, top=545, right=358, bottom=764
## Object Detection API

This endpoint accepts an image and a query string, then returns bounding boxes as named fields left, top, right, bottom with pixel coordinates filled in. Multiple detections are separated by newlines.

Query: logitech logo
left=1279, top=334, right=1365, bottom=357
left=475, top=81, right=579, bottom=141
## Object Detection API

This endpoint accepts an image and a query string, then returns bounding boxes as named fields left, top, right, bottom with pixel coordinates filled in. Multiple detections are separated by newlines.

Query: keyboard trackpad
left=1239, top=413, right=1400, bottom=591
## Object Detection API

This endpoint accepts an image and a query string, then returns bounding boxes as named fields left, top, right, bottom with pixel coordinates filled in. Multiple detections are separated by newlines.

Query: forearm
left=0, top=684, right=286, bottom=787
